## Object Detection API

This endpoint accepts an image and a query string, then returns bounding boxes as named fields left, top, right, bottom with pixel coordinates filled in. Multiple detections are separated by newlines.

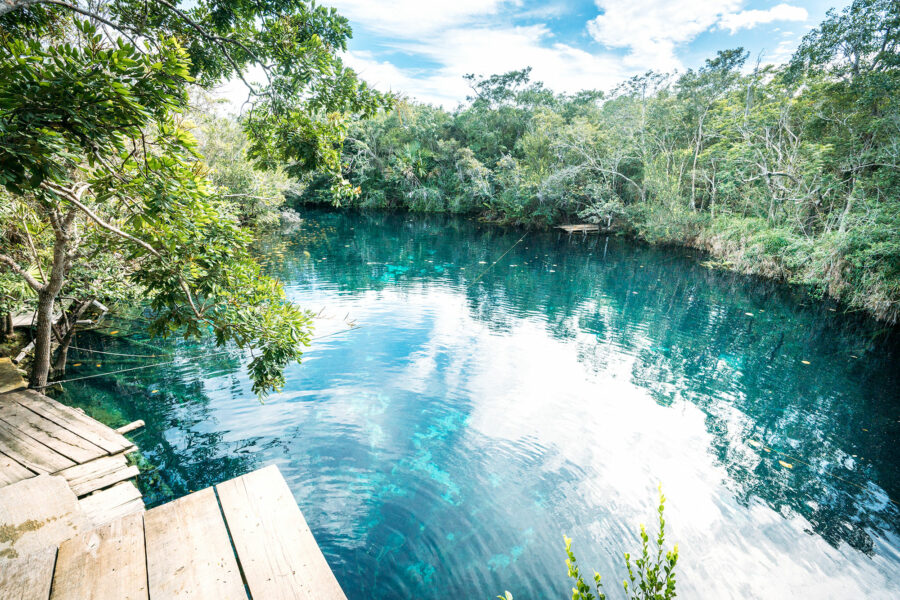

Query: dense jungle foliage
left=296, top=0, right=900, bottom=324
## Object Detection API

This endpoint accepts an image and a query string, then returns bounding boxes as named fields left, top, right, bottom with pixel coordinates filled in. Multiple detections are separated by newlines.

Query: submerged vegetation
left=297, top=0, right=900, bottom=324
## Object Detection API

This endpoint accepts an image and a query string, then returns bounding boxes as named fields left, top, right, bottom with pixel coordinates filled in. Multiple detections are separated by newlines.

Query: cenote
left=53, top=209, right=900, bottom=599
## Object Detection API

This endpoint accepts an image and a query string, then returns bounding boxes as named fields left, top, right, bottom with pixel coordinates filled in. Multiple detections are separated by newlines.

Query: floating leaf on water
left=779, top=460, right=793, bottom=469
left=801, top=360, right=811, bottom=365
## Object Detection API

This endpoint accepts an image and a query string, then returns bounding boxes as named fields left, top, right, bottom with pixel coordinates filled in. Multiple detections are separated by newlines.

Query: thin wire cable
left=468, top=232, right=528, bottom=286
left=33, top=326, right=361, bottom=388
left=32, top=352, right=230, bottom=387
left=749, top=439, right=898, bottom=507
left=69, top=345, right=165, bottom=358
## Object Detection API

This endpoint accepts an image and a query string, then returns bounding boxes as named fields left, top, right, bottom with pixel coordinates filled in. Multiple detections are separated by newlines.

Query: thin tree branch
left=21, top=219, right=47, bottom=284
left=151, top=0, right=271, bottom=94
left=44, top=181, right=162, bottom=258
left=44, top=0, right=137, bottom=42
left=0, top=253, right=44, bottom=292
left=42, top=181, right=205, bottom=319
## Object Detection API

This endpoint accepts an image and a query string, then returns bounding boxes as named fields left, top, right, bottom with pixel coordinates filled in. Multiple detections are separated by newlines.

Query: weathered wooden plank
left=144, top=487, right=247, bottom=599
left=0, top=451, right=35, bottom=487
left=0, top=401, right=107, bottom=464
left=0, top=475, right=86, bottom=560
left=558, top=223, right=600, bottom=233
left=58, top=454, right=139, bottom=497
left=7, top=390, right=130, bottom=454
left=79, top=481, right=144, bottom=528
left=57, top=453, right=126, bottom=483
left=11, top=311, right=63, bottom=329
left=0, top=546, right=57, bottom=600
left=116, top=420, right=145, bottom=435
left=216, top=465, right=347, bottom=600
left=0, top=419, right=75, bottom=474
left=13, top=341, right=35, bottom=364
left=50, top=511, right=148, bottom=600
left=10, top=311, right=36, bottom=329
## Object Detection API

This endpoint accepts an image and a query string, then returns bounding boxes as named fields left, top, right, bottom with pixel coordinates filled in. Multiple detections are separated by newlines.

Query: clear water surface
left=56, top=209, right=900, bottom=599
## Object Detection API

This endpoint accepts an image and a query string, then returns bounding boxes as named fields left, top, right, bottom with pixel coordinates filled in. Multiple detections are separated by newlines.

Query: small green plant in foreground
left=500, top=487, right=678, bottom=600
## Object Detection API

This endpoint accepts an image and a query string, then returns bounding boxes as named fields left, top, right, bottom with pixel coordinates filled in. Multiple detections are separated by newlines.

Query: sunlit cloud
left=308, top=2, right=830, bottom=106
left=345, top=26, right=629, bottom=107
left=720, top=3, right=809, bottom=34
left=324, top=0, right=508, bottom=37
left=587, top=0, right=742, bottom=71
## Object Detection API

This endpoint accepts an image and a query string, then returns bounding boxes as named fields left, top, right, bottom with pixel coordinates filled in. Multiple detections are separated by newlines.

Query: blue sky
left=322, top=0, right=849, bottom=106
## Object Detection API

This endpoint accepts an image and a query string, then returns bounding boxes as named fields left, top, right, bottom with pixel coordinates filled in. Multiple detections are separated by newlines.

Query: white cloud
left=323, top=1, right=816, bottom=106
left=719, top=3, right=808, bottom=34
left=346, top=25, right=628, bottom=107
left=587, top=0, right=742, bottom=71
left=324, top=0, right=509, bottom=37
left=342, top=50, right=469, bottom=107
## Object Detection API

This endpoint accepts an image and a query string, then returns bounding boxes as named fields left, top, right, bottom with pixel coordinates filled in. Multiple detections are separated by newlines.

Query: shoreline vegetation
left=286, top=1, right=899, bottom=325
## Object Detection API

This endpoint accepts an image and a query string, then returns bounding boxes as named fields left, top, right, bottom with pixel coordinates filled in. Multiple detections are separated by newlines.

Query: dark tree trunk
left=52, top=333, right=71, bottom=375
left=52, top=298, right=93, bottom=375
left=0, top=312, right=10, bottom=341
left=28, top=221, right=70, bottom=389
left=30, top=290, right=56, bottom=388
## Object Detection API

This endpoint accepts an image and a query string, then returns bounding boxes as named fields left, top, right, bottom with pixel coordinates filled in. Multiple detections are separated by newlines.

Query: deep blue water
left=57, top=209, right=900, bottom=599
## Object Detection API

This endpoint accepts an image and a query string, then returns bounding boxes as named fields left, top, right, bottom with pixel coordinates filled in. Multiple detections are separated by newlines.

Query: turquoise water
left=57, top=209, right=900, bottom=599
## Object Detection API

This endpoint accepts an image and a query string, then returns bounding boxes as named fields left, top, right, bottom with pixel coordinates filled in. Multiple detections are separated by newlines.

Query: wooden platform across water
left=557, top=223, right=600, bottom=234
left=0, top=388, right=347, bottom=599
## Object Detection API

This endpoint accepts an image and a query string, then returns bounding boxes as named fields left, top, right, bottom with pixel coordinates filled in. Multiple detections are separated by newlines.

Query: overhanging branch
left=0, top=253, right=44, bottom=293
left=42, top=181, right=205, bottom=319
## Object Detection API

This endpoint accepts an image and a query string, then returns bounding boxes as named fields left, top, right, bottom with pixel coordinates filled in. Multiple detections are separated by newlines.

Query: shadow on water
left=54, top=208, right=900, bottom=599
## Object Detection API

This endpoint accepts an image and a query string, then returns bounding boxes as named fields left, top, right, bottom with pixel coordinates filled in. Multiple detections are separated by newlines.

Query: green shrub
left=500, top=488, right=678, bottom=600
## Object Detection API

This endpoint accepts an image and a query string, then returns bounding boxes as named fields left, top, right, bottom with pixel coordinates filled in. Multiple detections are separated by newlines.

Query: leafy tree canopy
left=0, top=0, right=390, bottom=392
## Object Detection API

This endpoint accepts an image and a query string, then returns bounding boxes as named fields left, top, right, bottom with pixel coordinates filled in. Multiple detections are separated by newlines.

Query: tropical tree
left=0, top=0, right=389, bottom=391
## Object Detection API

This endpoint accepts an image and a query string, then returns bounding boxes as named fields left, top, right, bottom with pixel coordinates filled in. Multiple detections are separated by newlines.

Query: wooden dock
left=0, top=388, right=141, bottom=534
left=0, top=388, right=347, bottom=599
left=557, top=224, right=600, bottom=234
left=1, top=466, right=345, bottom=599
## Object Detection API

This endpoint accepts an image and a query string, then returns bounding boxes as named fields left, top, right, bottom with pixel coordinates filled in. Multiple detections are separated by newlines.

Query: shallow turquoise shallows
left=57, top=209, right=900, bottom=599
